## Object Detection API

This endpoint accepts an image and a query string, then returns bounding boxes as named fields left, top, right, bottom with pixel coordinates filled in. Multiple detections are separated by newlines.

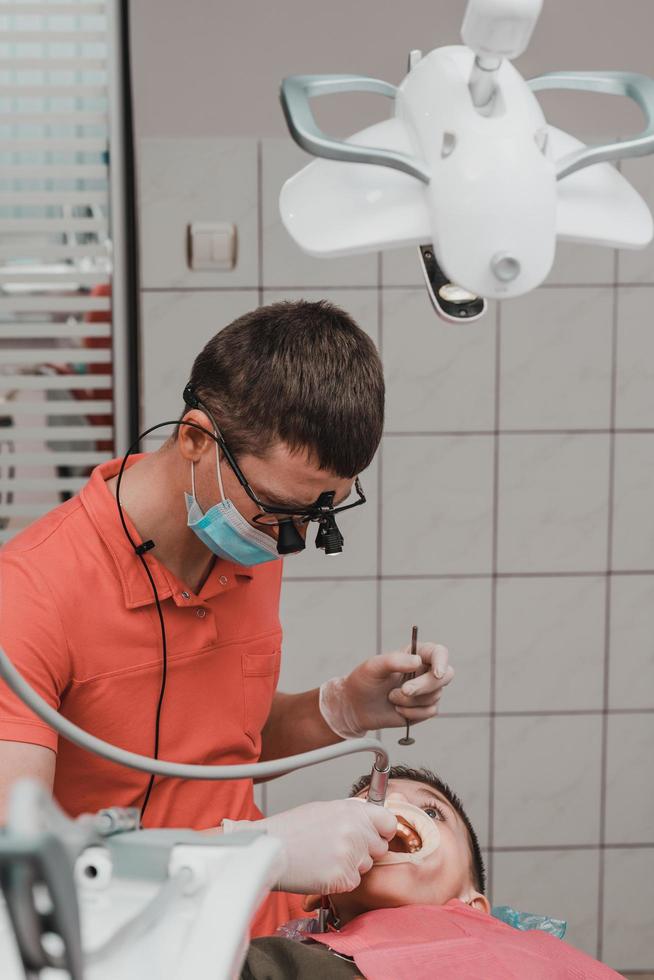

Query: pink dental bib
left=311, top=900, right=622, bottom=979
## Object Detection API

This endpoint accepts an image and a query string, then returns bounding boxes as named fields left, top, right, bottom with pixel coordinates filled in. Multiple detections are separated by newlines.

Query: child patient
left=240, top=765, right=623, bottom=979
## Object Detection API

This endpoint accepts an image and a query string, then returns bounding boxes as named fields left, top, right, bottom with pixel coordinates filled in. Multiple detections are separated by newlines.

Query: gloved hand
left=222, top=798, right=397, bottom=894
left=319, top=642, right=454, bottom=738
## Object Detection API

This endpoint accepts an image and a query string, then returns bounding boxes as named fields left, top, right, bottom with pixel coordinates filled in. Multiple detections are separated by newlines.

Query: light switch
left=187, top=222, right=237, bottom=271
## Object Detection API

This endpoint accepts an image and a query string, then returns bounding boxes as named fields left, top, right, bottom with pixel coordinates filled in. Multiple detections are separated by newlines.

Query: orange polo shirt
left=0, top=456, right=303, bottom=936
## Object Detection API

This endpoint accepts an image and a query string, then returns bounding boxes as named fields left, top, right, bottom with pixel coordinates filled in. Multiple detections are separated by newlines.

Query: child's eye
left=423, top=805, right=446, bottom=821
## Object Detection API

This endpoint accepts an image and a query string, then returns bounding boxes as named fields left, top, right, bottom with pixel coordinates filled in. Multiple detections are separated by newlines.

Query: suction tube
left=0, top=647, right=389, bottom=784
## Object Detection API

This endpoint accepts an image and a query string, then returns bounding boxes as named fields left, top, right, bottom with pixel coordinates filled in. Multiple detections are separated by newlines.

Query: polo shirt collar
left=80, top=456, right=254, bottom=610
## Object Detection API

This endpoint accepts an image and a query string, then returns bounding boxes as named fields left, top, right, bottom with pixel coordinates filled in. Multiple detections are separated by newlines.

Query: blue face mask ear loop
left=190, top=457, right=199, bottom=509
left=189, top=431, right=227, bottom=512
left=213, top=437, right=227, bottom=502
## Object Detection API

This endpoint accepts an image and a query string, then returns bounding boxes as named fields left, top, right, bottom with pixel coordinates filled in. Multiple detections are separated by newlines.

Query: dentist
left=0, top=299, right=453, bottom=936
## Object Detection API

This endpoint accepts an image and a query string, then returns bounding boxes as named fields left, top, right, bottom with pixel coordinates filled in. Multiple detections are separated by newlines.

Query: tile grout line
left=139, top=282, right=654, bottom=293
left=597, top=248, right=620, bottom=961
left=383, top=429, right=654, bottom=436
left=487, top=299, right=502, bottom=897
left=375, top=254, right=383, bottom=747
left=283, top=570, right=654, bottom=581
left=257, top=139, right=267, bottom=818
left=490, top=842, right=654, bottom=853
left=257, top=140, right=264, bottom=308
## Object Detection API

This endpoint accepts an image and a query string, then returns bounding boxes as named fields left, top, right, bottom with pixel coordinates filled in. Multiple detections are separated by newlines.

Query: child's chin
left=352, top=862, right=416, bottom=909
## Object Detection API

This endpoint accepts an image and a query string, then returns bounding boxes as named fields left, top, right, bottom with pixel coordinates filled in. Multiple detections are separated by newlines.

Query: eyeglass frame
left=182, top=384, right=367, bottom=527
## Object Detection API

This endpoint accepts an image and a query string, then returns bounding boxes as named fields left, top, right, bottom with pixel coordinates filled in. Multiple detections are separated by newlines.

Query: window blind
left=0, top=0, right=125, bottom=544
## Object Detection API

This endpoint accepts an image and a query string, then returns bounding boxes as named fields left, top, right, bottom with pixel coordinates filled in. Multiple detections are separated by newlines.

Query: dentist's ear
left=462, top=891, right=491, bottom=914
left=177, top=409, right=217, bottom=461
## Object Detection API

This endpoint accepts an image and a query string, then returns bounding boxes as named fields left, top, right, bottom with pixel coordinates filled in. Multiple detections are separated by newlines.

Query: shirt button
left=181, top=591, right=191, bottom=600
left=219, top=576, right=228, bottom=586
left=196, top=608, right=207, bottom=619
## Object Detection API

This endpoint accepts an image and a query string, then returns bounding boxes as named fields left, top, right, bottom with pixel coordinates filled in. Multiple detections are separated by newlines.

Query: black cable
left=115, top=419, right=220, bottom=825
left=133, top=556, right=166, bottom=824
left=118, top=0, right=141, bottom=449
left=115, top=440, right=165, bottom=825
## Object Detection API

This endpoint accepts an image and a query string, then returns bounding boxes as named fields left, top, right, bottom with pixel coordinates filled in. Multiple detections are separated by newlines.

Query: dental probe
left=398, top=625, right=418, bottom=746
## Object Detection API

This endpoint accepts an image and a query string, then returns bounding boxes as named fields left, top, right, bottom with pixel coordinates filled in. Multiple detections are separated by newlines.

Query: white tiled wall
left=492, top=848, right=600, bottom=957
left=382, top=289, right=496, bottom=433
left=137, top=136, right=654, bottom=971
left=499, top=288, right=613, bottom=430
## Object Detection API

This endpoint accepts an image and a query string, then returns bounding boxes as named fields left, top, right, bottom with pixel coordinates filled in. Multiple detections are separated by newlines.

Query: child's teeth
left=391, top=815, right=422, bottom=853
left=374, top=799, right=441, bottom=866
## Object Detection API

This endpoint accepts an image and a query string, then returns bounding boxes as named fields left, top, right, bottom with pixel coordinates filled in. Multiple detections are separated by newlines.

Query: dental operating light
left=279, top=0, right=654, bottom=322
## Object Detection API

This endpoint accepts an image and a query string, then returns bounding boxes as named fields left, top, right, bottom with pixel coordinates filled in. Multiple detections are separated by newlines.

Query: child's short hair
left=350, top=764, right=486, bottom=894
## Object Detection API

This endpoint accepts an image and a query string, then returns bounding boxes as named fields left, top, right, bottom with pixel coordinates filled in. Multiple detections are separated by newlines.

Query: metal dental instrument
left=398, top=625, right=418, bottom=746
left=366, top=754, right=391, bottom=806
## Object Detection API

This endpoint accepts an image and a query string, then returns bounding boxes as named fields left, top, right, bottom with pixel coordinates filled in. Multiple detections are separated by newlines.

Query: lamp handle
left=279, top=73, right=431, bottom=184
left=529, top=70, right=654, bottom=179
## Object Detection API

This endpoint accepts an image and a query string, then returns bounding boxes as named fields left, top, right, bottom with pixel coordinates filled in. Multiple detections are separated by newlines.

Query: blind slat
left=0, top=425, right=113, bottom=439
left=1, top=400, right=112, bottom=415
left=0, top=112, right=107, bottom=125
left=0, top=165, right=106, bottom=178
left=0, top=3, right=106, bottom=13
left=1, top=138, right=107, bottom=151
left=0, top=477, right=87, bottom=491
left=0, top=271, right=109, bottom=286
left=0, top=58, right=106, bottom=70
left=0, top=348, right=112, bottom=364
left=0, top=322, right=110, bottom=337
left=0, top=85, right=106, bottom=97
left=1, top=451, right=110, bottom=465
left=0, top=373, right=112, bottom=389
left=0, top=246, right=108, bottom=261
left=0, top=296, right=110, bottom=312
left=0, top=192, right=107, bottom=205
left=0, top=219, right=107, bottom=233
left=2, top=32, right=106, bottom=43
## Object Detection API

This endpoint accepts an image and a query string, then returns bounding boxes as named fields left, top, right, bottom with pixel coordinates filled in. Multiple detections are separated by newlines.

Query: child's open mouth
left=373, top=798, right=441, bottom=866
left=389, top=814, right=423, bottom=853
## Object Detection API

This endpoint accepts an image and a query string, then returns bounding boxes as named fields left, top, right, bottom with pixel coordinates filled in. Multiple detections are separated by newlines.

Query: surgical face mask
left=184, top=445, right=280, bottom=566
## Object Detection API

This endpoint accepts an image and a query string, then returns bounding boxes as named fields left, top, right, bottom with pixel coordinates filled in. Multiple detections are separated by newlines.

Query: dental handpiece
left=367, top=755, right=390, bottom=806
left=398, top=625, right=418, bottom=746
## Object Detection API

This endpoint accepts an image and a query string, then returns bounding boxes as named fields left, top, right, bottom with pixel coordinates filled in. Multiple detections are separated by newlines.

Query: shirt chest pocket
left=242, top=647, right=281, bottom=745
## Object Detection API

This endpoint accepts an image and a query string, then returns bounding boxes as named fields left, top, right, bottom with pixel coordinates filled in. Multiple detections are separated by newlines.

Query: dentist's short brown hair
left=186, top=299, right=384, bottom=477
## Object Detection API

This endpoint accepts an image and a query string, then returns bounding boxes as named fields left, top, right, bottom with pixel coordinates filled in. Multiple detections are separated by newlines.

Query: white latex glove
left=319, top=642, right=454, bottom=738
left=222, top=798, right=396, bottom=894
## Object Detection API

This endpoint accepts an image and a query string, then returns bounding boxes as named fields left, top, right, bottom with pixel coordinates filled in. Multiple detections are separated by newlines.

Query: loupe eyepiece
left=315, top=514, right=344, bottom=555
left=277, top=519, right=306, bottom=555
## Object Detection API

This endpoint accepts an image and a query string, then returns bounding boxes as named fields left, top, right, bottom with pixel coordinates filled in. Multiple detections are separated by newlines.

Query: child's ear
left=466, top=892, right=491, bottom=914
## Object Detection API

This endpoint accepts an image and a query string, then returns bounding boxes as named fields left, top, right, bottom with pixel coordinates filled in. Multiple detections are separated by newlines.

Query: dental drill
left=0, top=644, right=390, bottom=978
left=365, top=757, right=390, bottom=806
left=0, top=644, right=390, bottom=801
